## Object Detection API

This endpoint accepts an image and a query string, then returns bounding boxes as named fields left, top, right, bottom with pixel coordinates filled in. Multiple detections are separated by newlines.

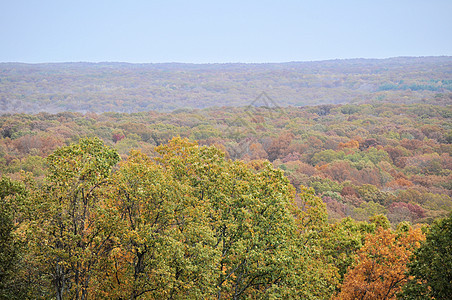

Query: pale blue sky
left=1, top=0, right=451, bottom=63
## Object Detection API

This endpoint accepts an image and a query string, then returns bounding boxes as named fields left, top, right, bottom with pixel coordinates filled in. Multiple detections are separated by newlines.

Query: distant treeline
left=378, top=80, right=452, bottom=92
left=1, top=56, right=451, bottom=113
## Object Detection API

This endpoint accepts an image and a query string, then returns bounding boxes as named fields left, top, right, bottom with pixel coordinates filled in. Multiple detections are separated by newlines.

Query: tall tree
left=97, top=149, right=219, bottom=299
left=153, top=137, right=305, bottom=299
left=0, top=176, right=28, bottom=299
left=27, top=138, right=120, bottom=300
left=153, top=138, right=338, bottom=299
left=320, top=217, right=375, bottom=283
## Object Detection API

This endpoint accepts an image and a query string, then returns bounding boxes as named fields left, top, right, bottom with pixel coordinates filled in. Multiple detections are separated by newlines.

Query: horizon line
left=1, top=55, right=452, bottom=65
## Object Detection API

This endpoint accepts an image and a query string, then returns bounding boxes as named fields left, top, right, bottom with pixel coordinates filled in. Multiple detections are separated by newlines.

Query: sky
left=1, top=0, right=451, bottom=63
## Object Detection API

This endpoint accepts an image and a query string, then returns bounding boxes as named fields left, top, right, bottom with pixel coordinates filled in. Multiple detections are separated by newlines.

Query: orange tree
left=335, top=223, right=425, bottom=299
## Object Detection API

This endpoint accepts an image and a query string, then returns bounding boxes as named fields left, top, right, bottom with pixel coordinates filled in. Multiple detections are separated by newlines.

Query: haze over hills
left=1, top=56, right=451, bottom=114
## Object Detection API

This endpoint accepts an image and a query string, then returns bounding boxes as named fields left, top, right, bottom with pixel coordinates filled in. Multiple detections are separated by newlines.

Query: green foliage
left=352, top=201, right=388, bottom=221
left=340, top=104, right=361, bottom=115
left=400, top=214, right=452, bottom=299
left=100, top=147, right=220, bottom=299
left=309, top=177, right=344, bottom=194
left=5, top=155, right=46, bottom=176
left=14, top=138, right=343, bottom=299
left=27, top=138, right=120, bottom=299
left=320, top=217, right=375, bottom=282
left=322, top=191, right=343, bottom=201
left=149, top=138, right=338, bottom=299
left=356, top=184, right=390, bottom=205
left=369, top=214, right=391, bottom=230
left=311, top=149, right=344, bottom=165
left=46, top=136, right=120, bottom=185
left=0, top=176, right=28, bottom=300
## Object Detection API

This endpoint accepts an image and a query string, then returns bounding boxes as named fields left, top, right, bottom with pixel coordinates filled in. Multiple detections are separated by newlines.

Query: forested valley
left=1, top=58, right=451, bottom=299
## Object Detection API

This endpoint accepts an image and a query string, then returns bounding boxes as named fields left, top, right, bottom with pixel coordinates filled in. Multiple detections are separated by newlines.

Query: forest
left=1, top=102, right=450, bottom=225
left=0, top=100, right=451, bottom=299
left=1, top=57, right=451, bottom=299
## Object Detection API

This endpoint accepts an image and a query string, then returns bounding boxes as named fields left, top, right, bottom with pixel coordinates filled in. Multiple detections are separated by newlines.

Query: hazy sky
left=1, top=0, right=451, bottom=63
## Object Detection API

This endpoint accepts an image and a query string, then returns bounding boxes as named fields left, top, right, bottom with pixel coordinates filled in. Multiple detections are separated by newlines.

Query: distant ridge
left=1, top=56, right=451, bottom=114
left=2, top=55, right=451, bottom=65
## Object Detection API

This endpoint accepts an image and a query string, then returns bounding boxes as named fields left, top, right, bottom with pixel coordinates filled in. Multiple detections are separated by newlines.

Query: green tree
left=0, top=176, right=28, bottom=300
left=356, top=184, right=390, bottom=205
left=291, top=186, right=340, bottom=299
left=369, top=214, right=391, bottom=230
left=98, top=149, right=219, bottom=299
left=352, top=201, right=387, bottom=221
left=27, top=138, right=120, bottom=300
left=400, top=214, right=452, bottom=299
left=153, top=137, right=307, bottom=299
left=320, top=217, right=375, bottom=282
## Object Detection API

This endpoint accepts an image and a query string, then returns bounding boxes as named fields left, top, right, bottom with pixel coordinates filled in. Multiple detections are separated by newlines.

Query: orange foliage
left=266, top=132, right=294, bottom=161
left=246, top=159, right=268, bottom=171
left=335, top=227, right=425, bottom=300
left=316, top=163, right=330, bottom=171
left=387, top=178, right=414, bottom=189
left=307, top=136, right=323, bottom=149
left=12, top=134, right=63, bottom=155
left=295, top=161, right=317, bottom=177
left=341, top=186, right=358, bottom=197
left=339, top=140, right=360, bottom=150
left=249, top=142, right=268, bottom=160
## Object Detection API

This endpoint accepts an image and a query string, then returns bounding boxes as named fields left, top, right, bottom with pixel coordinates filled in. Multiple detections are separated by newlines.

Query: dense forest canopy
left=1, top=136, right=449, bottom=299
left=1, top=56, right=451, bottom=113
left=1, top=102, right=450, bottom=225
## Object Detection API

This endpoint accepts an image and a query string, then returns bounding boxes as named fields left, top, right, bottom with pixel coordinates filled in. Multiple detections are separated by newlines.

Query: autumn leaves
left=1, top=137, right=447, bottom=299
left=15, top=137, right=335, bottom=298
